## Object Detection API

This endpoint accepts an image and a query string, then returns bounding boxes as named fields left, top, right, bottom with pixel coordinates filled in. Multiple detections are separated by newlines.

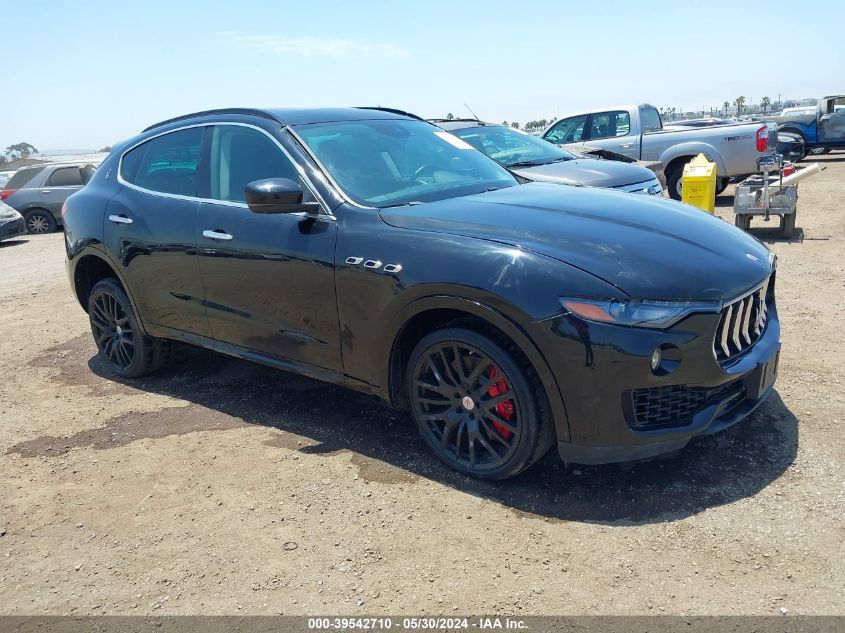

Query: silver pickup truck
left=541, top=104, right=776, bottom=199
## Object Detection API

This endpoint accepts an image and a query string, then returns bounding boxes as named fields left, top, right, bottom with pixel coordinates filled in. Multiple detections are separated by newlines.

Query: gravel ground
left=0, top=156, right=842, bottom=616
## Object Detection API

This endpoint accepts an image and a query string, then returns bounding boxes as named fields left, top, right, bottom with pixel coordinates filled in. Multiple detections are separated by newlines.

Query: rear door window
left=4, top=166, right=45, bottom=190
left=47, top=166, right=84, bottom=187
left=122, top=127, right=204, bottom=197
left=587, top=111, right=631, bottom=140
left=543, top=114, right=588, bottom=144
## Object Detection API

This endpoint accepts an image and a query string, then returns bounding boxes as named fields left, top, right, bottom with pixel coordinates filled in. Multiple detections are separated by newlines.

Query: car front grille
left=616, top=179, right=664, bottom=196
left=627, top=382, right=746, bottom=431
left=713, top=275, right=772, bottom=363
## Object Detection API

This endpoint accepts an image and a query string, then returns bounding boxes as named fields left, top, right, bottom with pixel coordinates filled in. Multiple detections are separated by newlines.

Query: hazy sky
left=2, top=0, right=843, bottom=150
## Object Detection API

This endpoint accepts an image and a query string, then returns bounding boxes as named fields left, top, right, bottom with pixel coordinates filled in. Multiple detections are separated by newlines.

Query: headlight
left=560, top=298, right=720, bottom=329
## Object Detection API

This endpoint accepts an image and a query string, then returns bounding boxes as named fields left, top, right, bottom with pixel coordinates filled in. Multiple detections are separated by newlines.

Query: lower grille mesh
left=628, top=382, right=746, bottom=430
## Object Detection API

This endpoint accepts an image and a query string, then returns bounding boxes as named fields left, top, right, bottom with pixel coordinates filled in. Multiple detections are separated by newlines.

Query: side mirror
left=244, top=178, right=320, bottom=214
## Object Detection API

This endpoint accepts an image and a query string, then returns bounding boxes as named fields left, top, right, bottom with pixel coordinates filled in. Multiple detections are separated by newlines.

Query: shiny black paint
left=197, top=202, right=341, bottom=370
left=64, top=108, right=781, bottom=465
left=105, top=183, right=209, bottom=337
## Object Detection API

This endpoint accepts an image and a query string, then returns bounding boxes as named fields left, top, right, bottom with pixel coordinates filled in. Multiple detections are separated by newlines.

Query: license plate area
left=744, top=350, right=780, bottom=400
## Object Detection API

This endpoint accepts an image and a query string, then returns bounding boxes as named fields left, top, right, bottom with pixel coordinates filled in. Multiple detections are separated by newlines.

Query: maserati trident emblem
left=746, top=253, right=761, bottom=263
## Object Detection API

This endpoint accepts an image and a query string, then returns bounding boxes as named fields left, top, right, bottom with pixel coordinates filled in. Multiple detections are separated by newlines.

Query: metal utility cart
left=733, top=155, right=798, bottom=238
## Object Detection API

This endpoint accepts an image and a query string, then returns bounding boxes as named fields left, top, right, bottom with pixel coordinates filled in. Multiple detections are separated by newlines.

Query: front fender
left=380, top=293, right=572, bottom=442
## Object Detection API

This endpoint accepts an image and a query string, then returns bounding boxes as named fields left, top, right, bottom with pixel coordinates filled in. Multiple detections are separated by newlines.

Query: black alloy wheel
left=91, top=289, right=136, bottom=371
left=88, top=278, right=170, bottom=378
left=407, top=327, right=552, bottom=479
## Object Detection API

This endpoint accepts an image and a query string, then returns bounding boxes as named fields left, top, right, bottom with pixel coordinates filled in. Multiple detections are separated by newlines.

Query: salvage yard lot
left=0, top=156, right=842, bottom=615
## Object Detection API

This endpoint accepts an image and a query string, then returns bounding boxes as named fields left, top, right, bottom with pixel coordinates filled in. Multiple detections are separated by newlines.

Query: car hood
left=380, top=183, right=773, bottom=302
left=0, top=201, right=22, bottom=221
left=510, top=158, right=655, bottom=188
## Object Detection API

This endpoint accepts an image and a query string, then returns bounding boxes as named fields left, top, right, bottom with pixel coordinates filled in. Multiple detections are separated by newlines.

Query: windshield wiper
left=380, top=201, right=423, bottom=208
left=507, top=156, right=571, bottom=168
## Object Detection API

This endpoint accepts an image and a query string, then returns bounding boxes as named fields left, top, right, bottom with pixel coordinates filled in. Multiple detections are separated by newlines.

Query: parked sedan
left=0, top=162, right=97, bottom=233
left=435, top=120, right=663, bottom=196
left=65, top=107, right=780, bottom=480
left=0, top=200, right=26, bottom=241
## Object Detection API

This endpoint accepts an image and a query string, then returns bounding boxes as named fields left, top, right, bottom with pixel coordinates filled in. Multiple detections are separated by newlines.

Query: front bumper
left=529, top=293, right=781, bottom=465
left=0, top=217, right=26, bottom=241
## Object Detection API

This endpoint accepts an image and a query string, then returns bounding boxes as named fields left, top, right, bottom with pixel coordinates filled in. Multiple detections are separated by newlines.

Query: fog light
left=650, top=347, right=662, bottom=371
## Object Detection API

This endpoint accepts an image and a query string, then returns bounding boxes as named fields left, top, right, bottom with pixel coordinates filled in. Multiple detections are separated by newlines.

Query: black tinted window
left=124, top=127, right=204, bottom=196
left=209, top=125, right=300, bottom=203
left=47, top=166, right=83, bottom=187
left=5, top=166, right=44, bottom=189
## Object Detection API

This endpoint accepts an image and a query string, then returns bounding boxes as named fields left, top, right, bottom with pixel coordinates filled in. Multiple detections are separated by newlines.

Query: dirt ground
left=0, top=155, right=842, bottom=617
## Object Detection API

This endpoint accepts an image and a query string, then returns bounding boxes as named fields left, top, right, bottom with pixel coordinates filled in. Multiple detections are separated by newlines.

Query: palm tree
left=735, top=96, right=746, bottom=116
left=723, top=101, right=730, bottom=116
left=511, top=122, right=520, bottom=129
left=445, top=113, right=454, bottom=120
left=760, top=97, right=771, bottom=114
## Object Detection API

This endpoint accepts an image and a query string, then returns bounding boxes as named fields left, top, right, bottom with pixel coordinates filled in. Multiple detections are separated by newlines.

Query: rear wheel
left=781, top=211, right=796, bottom=238
left=734, top=214, right=751, bottom=231
left=715, top=177, right=729, bottom=196
left=406, top=327, right=553, bottom=480
left=88, top=278, right=170, bottom=378
left=25, top=209, right=56, bottom=234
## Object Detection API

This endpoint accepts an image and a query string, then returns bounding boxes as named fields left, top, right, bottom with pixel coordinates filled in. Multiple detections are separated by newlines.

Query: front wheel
left=406, top=327, right=553, bottom=480
left=88, top=278, right=170, bottom=378
left=735, top=214, right=751, bottom=231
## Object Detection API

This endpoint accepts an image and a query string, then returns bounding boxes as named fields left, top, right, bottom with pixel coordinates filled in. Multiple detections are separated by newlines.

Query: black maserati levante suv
left=64, top=107, right=780, bottom=479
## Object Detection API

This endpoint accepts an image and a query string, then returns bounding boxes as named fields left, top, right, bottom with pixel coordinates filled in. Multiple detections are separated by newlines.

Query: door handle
left=108, top=214, right=133, bottom=225
left=41, top=189, right=52, bottom=194
left=620, top=143, right=634, bottom=148
left=202, top=229, right=233, bottom=241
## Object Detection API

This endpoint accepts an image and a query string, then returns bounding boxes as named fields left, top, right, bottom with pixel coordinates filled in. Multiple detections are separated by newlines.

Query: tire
left=406, top=327, right=554, bottom=480
left=667, top=167, right=684, bottom=201
left=88, top=278, right=170, bottom=378
left=734, top=214, right=751, bottom=231
left=808, top=147, right=829, bottom=155
left=25, top=209, right=57, bottom=234
left=715, top=177, right=729, bottom=196
left=781, top=212, right=796, bottom=238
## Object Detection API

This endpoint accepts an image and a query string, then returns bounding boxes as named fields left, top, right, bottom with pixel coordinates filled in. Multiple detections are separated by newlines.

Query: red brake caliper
left=486, top=366, right=513, bottom=439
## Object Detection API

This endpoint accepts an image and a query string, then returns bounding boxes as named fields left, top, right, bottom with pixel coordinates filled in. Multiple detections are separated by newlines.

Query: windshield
left=450, top=125, right=576, bottom=167
left=294, top=119, right=517, bottom=207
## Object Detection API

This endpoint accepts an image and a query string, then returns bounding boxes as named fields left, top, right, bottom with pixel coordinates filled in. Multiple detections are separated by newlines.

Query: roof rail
left=354, top=106, right=426, bottom=122
left=142, top=108, right=280, bottom=133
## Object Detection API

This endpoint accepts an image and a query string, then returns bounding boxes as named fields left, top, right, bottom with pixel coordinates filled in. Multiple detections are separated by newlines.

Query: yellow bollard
left=681, top=153, right=718, bottom=213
